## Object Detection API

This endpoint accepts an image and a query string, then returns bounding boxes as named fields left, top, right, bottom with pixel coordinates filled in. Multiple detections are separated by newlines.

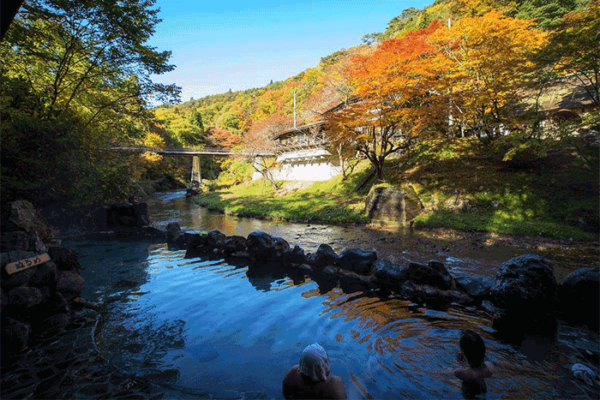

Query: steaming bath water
left=69, top=191, right=597, bottom=399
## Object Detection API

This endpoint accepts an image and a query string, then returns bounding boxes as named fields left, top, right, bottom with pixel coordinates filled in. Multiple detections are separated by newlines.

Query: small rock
left=338, top=249, right=377, bottom=275
left=313, top=244, right=338, bottom=268
left=42, top=292, right=70, bottom=314
left=28, top=230, right=47, bottom=254
left=408, top=261, right=452, bottom=290
left=1, top=231, right=30, bottom=252
left=48, top=246, right=82, bottom=272
left=1, top=317, right=31, bottom=351
left=443, top=290, right=475, bottom=306
left=207, top=230, right=227, bottom=249
left=480, top=300, right=504, bottom=317
left=41, top=313, right=70, bottom=331
left=373, top=260, right=408, bottom=288
left=166, top=222, right=182, bottom=241
left=455, top=274, right=494, bottom=300
left=223, top=235, right=247, bottom=254
left=558, top=267, right=599, bottom=330
left=29, top=261, right=58, bottom=292
left=72, top=308, right=97, bottom=320
left=284, top=245, right=306, bottom=265
left=57, top=271, right=84, bottom=301
left=8, top=286, right=44, bottom=308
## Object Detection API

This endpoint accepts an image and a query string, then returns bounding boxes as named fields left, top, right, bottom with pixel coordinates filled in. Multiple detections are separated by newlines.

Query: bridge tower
left=190, top=156, right=201, bottom=189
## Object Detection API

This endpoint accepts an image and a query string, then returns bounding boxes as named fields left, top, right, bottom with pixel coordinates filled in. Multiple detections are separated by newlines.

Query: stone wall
left=3, top=199, right=597, bottom=361
left=170, top=223, right=599, bottom=333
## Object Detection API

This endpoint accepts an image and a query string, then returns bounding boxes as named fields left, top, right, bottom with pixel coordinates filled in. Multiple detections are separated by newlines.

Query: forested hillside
left=1, top=0, right=597, bottom=208
left=150, top=0, right=597, bottom=180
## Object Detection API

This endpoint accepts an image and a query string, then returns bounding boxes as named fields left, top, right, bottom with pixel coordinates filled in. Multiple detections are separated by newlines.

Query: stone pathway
left=1, top=309, right=164, bottom=400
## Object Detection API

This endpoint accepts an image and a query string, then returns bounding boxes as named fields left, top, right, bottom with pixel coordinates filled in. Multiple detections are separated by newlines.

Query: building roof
left=275, top=121, right=326, bottom=139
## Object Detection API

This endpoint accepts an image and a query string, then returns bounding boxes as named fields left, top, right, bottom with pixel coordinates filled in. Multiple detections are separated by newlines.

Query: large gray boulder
left=365, top=184, right=423, bottom=226
left=7, top=200, right=54, bottom=242
left=558, top=267, right=599, bottom=329
left=490, top=254, right=558, bottom=315
left=338, top=249, right=377, bottom=275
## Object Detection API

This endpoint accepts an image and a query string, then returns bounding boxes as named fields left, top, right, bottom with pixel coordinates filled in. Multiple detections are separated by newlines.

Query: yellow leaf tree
left=429, top=10, right=547, bottom=142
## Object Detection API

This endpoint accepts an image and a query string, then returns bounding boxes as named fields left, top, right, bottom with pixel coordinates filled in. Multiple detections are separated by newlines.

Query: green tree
left=191, top=109, right=205, bottom=133
left=515, top=0, right=580, bottom=28
left=0, top=0, right=179, bottom=206
left=537, top=1, right=600, bottom=108
left=1, top=0, right=179, bottom=123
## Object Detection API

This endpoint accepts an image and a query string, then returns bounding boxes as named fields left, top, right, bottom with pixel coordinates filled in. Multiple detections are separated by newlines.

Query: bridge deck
left=110, top=147, right=273, bottom=156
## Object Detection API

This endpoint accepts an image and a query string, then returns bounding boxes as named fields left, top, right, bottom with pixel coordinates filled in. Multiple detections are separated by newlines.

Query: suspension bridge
left=110, top=146, right=273, bottom=189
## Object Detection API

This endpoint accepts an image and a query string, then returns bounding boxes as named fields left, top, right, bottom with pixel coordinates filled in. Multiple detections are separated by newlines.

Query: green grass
left=414, top=210, right=596, bottom=241
left=194, top=167, right=372, bottom=224
left=194, top=138, right=598, bottom=241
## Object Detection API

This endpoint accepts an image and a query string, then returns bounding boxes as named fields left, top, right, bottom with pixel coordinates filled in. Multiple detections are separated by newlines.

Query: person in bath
left=455, top=329, right=495, bottom=398
left=283, top=343, right=347, bottom=399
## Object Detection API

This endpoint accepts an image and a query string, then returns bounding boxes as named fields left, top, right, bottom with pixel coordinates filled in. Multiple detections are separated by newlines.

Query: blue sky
left=148, top=0, right=434, bottom=102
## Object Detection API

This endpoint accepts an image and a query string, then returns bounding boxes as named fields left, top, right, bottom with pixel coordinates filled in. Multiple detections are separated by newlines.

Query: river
left=68, top=190, right=598, bottom=399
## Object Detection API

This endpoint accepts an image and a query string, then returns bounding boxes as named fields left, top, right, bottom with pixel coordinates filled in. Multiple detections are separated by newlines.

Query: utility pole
left=293, top=91, right=297, bottom=129
left=447, top=17, right=454, bottom=136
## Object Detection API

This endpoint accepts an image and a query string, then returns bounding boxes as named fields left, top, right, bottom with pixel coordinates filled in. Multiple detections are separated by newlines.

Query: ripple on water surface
left=65, top=237, right=599, bottom=400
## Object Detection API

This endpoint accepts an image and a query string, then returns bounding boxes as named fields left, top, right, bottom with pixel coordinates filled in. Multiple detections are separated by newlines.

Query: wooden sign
left=5, top=253, right=50, bottom=275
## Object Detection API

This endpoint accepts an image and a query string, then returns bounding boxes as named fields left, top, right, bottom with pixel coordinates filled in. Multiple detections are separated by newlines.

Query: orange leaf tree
left=325, top=21, right=445, bottom=181
left=429, top=10, right=547, bottom=143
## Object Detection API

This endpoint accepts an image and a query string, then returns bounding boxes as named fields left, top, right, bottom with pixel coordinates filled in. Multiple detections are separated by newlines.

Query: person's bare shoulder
left=325, top=375, right=347, bottom=400
left=282, top=365, right=301, bottom=399
left=485, top=361, right=495, bottom=376
left=454, top=367, right=470, bottom=380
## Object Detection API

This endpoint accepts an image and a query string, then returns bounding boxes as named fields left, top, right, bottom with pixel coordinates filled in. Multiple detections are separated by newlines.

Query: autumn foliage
left=150, top=0, right=597, bottom=183
left=326, top=21, right=447, bottom=180
left=429, top=10, right=548, bottom=141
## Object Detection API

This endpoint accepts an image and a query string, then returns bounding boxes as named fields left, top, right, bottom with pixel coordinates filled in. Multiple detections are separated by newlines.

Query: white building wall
left=252, top=148, right=342, bottom=182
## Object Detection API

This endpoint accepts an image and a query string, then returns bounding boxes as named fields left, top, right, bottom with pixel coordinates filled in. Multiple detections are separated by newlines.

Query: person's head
left=459, top=330, right=486, bottom=368
left=299, top=343, right=331, bottom=382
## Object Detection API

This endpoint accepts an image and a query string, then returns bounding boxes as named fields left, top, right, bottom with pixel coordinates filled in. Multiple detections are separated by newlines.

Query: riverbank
left=192, top=185, right=598, bottom=283
left=195, top=138, right=599, bottom=241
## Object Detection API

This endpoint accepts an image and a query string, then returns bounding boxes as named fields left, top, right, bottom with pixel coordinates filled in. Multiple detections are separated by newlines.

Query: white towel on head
left=299, top=343, right=331, bottom=382
left=572, top=363, right=595, bottom=386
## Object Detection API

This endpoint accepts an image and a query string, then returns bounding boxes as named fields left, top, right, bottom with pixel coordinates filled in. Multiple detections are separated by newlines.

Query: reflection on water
left=68, top=191, right=598, bottom=400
